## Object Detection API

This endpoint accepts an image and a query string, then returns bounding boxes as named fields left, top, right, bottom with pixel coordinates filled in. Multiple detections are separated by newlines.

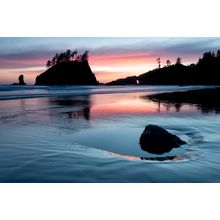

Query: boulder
left=139, top=125, right=186, bottom=154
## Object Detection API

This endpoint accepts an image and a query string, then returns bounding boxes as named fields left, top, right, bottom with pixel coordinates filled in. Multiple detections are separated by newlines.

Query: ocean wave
left=0, top=85, right=216, bottom=101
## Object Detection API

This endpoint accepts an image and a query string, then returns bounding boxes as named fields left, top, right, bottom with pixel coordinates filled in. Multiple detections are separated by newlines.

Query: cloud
left=0, top=50, right=55, bottom=68
left=90, top=38, right=220, bottom=58
left=0, top=37, right=220, bottom=83
left=0, top=37, right=219, bottom=68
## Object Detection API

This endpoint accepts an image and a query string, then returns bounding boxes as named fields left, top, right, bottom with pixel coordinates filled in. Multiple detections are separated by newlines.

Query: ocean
left=0, top=85, right=220, bottom=182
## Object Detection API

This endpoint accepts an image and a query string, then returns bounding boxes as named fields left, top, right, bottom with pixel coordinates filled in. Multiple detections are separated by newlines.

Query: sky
left=0, top=37, right=220, bottom=84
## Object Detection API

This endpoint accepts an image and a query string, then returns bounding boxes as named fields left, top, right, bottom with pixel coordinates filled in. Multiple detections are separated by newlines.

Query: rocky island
left=35, top=50, right=99, bottom=86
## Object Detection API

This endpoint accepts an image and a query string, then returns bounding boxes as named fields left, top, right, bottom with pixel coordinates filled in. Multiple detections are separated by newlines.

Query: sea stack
left=35, top=50, right=99, bottom=86
left=35, top=60, right=99, bottom=86
left=18, top=75, right=26, bottom=85
left=11, top=74, right=26, bottom=85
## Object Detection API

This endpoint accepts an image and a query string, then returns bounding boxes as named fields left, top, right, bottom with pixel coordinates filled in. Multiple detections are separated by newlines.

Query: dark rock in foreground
left=11, top=74, right=26, bottom=85
left=139, top=125, right=186, bottom=154
left=35, top=61, right=99, bottom=86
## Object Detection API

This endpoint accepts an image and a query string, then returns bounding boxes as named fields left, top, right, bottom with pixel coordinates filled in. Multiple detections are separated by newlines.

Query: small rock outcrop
left=11, top=74, right=26, bottom=85
left=18, top=75, right=26, bottom=85
left=139, top=125, right=186, bottom=154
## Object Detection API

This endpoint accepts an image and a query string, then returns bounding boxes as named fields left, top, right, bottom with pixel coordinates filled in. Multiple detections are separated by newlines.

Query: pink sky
left=0, top=52, right=197, bottom=84
left=0, top=37, right=219, bottom=84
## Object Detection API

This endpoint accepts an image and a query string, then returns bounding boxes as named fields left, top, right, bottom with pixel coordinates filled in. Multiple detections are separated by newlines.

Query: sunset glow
left=0, top=37, right=220, bottom=84
left=89, top=93, right=197, bottom=118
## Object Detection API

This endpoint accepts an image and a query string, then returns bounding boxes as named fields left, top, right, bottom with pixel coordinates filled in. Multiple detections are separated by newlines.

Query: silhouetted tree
left=156, top=57, right=161, bottom=69
left=51, top=57, right=56, bottom=66
left=81, top=51, right=89, bottom=62
left=54, top=53, right=59, bottom=64
left=199, top=51, right=217, bottom=64
left=46, top=60, right=52, bottom=68
left=57, top=53, right=65, bottom=63
left=66, top=49, right=72, bottom=61
left=45, top=49, right=90, bottom=67
left=166, top=60, right=171, bottom=67
left=176, top=57, right=181, bottom=65
left=76, top=54, right=82, bottom=62
left=71, top=50, right=78, bottom=61
left=203, top=51, right=213, bottom=59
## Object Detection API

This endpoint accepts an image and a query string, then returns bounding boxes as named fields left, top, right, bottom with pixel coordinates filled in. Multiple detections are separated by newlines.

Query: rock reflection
left=49, top=95, right=91, bottom=120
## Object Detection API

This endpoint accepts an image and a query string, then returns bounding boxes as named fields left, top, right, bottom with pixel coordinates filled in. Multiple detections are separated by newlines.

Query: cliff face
left=35, top=61, right=99, bottom=85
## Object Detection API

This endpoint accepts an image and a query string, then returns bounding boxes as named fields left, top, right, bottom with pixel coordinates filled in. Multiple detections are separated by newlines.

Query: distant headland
left=106, top=50, right=220, bottom=85
left=35, top=50, right=99, bottom=86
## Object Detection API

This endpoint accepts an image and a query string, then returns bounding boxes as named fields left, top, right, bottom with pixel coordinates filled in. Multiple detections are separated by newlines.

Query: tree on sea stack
left=46, top=49, right=89, bottom=68
left=71, top=50, right=78, bottom=61
left=82, top=51, right=89, bottom=62
left=46, top=60, right=52, bottom=68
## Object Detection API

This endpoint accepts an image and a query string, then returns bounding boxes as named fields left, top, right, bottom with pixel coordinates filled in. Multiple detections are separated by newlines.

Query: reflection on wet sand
left=90, top=93, right=198, bottom=118
left=145, top=88, right=220, bottom=114
left=149, top=100, right=184, bottom=113
left=46, top=91, right=201, bottom=122
left=110, top=152, right=193, bottom=162
left=49, top=95, right=91, bottom=120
